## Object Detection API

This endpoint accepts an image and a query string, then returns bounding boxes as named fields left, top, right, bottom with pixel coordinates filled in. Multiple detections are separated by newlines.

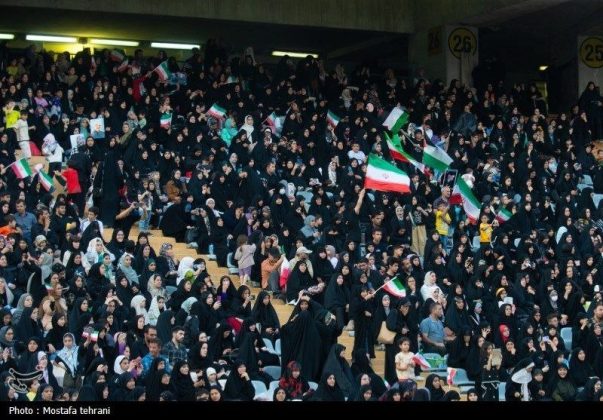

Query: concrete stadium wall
left=10, top=0, right=415, bottom=33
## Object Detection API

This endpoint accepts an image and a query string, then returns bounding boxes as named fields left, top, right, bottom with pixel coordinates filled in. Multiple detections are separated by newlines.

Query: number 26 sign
left=448, top=27, right=477, bottom=59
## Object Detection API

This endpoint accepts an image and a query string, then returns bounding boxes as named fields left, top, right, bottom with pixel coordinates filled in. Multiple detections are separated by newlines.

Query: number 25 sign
left=580, top=37, right=603, bottom=69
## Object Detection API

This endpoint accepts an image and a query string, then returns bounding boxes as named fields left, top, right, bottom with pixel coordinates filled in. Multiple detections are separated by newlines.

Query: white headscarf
left=177, top=257, right=195, bottom=285
left=241, top=115, right=254, bottom=138
left=114, top=355, right=128, bottom=375
left=511, top=362, right=534, bottom=401
left=148, top=296, right=163, bottom=327
left=130, top=294, right=149, bottom=324
left=420, top=271, right=441, bottom=301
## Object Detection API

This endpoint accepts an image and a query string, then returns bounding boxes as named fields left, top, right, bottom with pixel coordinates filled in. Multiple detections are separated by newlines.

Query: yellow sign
left=428, top=27, right=442, bottom=55
left=448, top=27, right=477, bottom=59
left=579, top=37, right=603, bottom=69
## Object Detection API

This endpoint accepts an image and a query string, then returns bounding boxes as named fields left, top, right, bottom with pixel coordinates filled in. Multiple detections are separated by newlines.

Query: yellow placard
left=448, top=27, right=477, bottom=59
left=579, top=37, right=603, bottom=69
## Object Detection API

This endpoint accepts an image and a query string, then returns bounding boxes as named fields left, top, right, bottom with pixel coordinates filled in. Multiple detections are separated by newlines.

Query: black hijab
left=251, top=290, right=280, bottom=329
left=424, top=373, right=445, bottom=401
left=324, top=273, right=350, bottom=310
left=222, top=360, right=255, bottom=401
left=321, top=343, right=353, bottom=398
left=155, top=310, right=174, bottom=346
left=311, top=371, right=345, bottom=401
left=568, top=347, right=595, bottom=387
left=171, top=360, right=195, bottom=401
left=280, top=310, right=322, bottom=382
left=14, top=307, right=42, bottom=344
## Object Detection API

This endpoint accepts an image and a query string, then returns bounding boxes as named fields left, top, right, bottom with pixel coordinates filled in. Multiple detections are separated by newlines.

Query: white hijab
left=177, top=257, right=195, bottom=285
left=241, top=115, right=254, bottom=138
left=114, top=355, right=128, bottom=375
left=420, top=271, right=441, bottom=301
left=130, top=295, right=149, bottom=324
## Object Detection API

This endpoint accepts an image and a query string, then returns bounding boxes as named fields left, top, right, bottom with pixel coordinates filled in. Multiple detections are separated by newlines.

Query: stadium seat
left=274, top=339, right=281, bottom=355
left=498, top=382, right=506, bottom=401
left=555, top=226, right=567, bottom=244
left=263, top=366, right=282, bottom=380
left=471, top=236, right=481, bottom=251
left=218, top=379, right=227, bottom=389
left=252, top=380, right=268, bottom=395
left=226, top=252, right=239, bottom=275
left=560, top=327, right=572, bottom=350
left=420, top=353, right=448, bottom=372
left=594, top=194, right=603, bottom=209
left=308, top=381, right=318, bottom=390
left=582, top=174, right=593, bottom=186
left=451, top=368, right=473, bottom=386
left=514, top=238, right=521, bottom=247
left=262, top=338, right=277, bottom=354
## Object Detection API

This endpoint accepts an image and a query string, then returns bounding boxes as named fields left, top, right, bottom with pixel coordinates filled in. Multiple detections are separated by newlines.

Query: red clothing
left=62, top=168, right=82, bottom=194
left=0, top=225, right=16, bottom=236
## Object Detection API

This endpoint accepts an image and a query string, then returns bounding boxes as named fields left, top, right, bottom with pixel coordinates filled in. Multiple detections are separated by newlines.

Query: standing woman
left=349, top=286, right=376, bottom=357
left=479, top=341, right=501, bottom=401
left=96, top=137, right=124, bottom=228
left=384, top=298, right=419, bottom=385
left=324, top=273, right=350, bottom=333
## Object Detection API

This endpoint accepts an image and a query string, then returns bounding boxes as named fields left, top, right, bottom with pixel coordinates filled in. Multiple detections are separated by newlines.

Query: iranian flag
left=265, top=112, right=284, bottom=135
left=382, top=107, right=409, bottom=133
left=412, top=354, right=431, bottom=370
left=110, top=49, right=125, bottom=62
left=385, top=133, right=429, bottom=176
left=326, top=110, right=340, bottom=127
left=34, top=164, right=55, bottom=192
left=496, top=207, right=512, bottom=223
left=160, top=113, right=172, bottom=129
left=364, top=154, right=410, bottom=194
left=154, top=61, right=171, bottom=82
left=132, top=76, right=147, bottom=103
left=423, top=145, right=453, bottom=172
left=9, top=158, right=32, bottom=179
left=447, top=367, right=457, bottom=385
left=117, top=59, right=129, bottom=73
left=382, top=276, right=407, bottom=298
left=207, top=103, right=227, bottom=120
left=453, top=177, right=481, bottom=224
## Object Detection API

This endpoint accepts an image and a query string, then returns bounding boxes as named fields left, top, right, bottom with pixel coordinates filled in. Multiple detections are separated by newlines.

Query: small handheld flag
left=412, top=354, right=431, bottom=370
left=382, top=276, right=407, bottom=298
left=446, top=367, right=457, bottom=385
left=8, top=158, right=32, bottom=179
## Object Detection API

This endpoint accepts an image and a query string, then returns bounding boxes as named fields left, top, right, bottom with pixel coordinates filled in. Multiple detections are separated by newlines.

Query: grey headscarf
left=11, top=293, right=32, bottom=325
left=118, top=253, right=139, bottom=285
left=40, top=253, right=53, bottom=282
left=0, top=326, right=14, bottom=347
left=181, top=297, right=198, bottom=315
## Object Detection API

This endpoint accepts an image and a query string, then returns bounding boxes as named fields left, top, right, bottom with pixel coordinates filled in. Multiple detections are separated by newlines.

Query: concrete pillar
left=409, top=25, right=478, bottom=86
left=577, top=35, right=603, bottom=94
